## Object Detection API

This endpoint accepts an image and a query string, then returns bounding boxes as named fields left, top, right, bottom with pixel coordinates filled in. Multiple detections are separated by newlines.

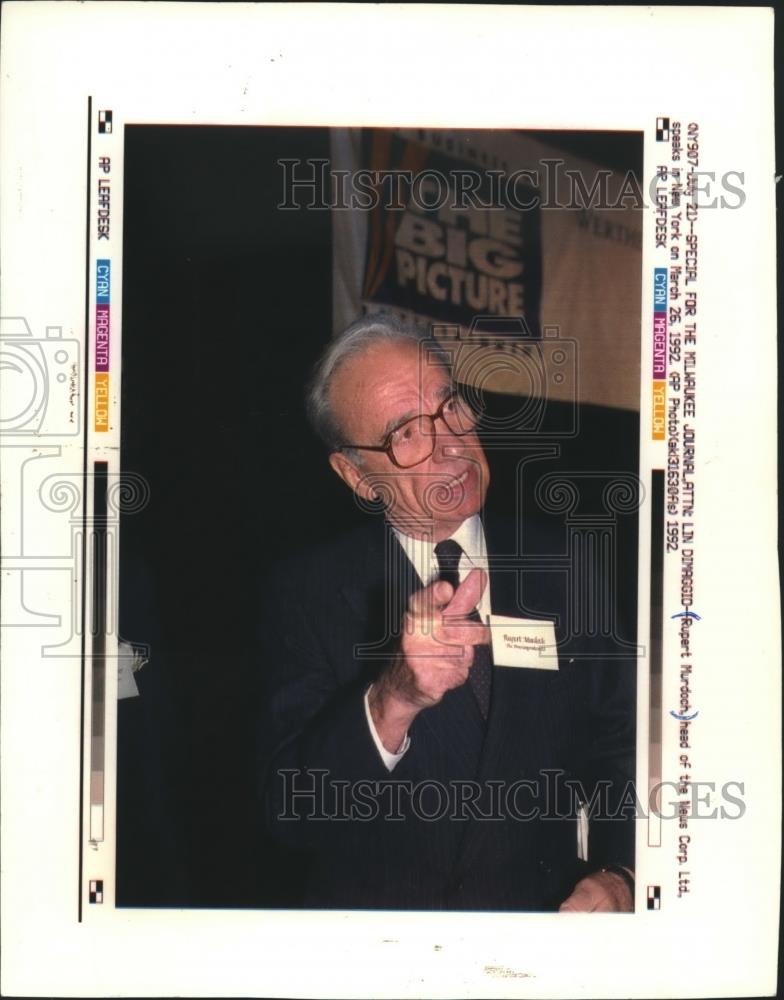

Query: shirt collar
left=392, top=514, right=486, bottom=586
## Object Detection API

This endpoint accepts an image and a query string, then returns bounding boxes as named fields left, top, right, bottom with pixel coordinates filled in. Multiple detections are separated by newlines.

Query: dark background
left=117, top=126, right=640, bottom=907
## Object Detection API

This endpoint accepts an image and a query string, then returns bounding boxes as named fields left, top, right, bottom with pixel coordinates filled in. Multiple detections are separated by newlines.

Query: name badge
left=488, top=615, right=559, bottom=670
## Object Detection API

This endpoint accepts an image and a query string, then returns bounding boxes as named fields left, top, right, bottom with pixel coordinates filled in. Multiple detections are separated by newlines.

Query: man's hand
left=558, top=869, right=634, bottom=913
left=368, top=569, right=489, bottom=752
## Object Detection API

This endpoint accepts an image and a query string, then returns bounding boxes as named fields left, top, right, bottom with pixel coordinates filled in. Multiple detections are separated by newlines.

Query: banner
left=358, top=129, right=542, bottom=335
left=332, top=128, right=642, bottom=411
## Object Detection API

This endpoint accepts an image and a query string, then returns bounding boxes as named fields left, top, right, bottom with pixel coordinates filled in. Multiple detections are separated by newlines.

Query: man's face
left=328, top=340, right=490, bottom=541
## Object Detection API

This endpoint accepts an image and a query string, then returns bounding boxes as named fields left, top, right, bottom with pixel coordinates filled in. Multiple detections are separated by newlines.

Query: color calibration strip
left=651, top=267, right=667, bottom=440
left=648, top=469, right=664, bottom=847
left=95, top=259, right=110, bottom=431
left=89, top=462, right=108, bottom=842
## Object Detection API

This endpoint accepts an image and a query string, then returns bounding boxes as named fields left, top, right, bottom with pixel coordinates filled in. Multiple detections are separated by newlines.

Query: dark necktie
left=434, top=539, right=492, bottom=720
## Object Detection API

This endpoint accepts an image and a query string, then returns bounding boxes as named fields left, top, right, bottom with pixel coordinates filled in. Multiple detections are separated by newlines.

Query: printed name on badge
left=489, top=615, right=559, bottom=670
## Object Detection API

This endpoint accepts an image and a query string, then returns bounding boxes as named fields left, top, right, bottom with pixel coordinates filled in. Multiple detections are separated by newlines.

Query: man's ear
left=328, top=451, right=377, bottom=501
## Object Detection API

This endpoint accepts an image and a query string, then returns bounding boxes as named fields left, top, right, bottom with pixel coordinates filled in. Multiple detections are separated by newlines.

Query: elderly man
left=258, top=313, right=635, bottom=911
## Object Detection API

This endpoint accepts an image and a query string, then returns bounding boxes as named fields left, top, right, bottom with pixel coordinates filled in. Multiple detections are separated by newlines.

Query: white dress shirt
left=364, top=514, right=491, bottom=770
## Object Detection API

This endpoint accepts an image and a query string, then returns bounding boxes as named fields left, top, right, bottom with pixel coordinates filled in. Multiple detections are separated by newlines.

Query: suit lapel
left=415, top=679, right=485, bottom=779
left=341, top=519, right=487, bottom=781
left=338, top=520, right=421, bottom=667
left=456, top=510, right=570, bottom=869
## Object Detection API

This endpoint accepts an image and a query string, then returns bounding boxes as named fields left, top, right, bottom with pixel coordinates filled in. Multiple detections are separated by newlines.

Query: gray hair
left=305, top=312, right=452, bottom=452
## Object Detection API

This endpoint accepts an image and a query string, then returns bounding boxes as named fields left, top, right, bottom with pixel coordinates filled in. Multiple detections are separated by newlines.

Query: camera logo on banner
left=434, top=316, right=580, bottom=441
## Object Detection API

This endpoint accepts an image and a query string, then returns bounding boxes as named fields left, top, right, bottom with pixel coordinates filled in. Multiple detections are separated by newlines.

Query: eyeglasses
left=340, top=391, right=481, bottom=469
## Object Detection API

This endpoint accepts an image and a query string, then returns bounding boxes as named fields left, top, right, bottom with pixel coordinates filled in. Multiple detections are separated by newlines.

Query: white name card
left=489, top=615, right=559, bottom=670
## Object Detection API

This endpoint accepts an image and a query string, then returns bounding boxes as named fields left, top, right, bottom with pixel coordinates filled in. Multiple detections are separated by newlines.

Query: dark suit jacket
left=257, top=508, right=635, bottom=910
